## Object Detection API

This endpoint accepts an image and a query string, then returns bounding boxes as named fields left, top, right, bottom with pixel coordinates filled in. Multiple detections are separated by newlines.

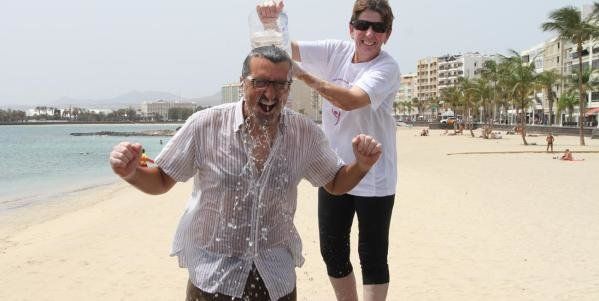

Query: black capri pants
left=318, top=187, right=394, bottom=285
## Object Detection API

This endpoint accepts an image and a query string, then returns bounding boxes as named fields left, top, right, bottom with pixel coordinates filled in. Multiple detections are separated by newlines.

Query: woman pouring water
left=256, top=1, right=400, bottom=300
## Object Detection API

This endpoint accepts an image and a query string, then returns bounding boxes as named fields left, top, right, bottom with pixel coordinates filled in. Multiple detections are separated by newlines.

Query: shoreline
left=0, top=179, right=125, bottom=239
left=0, top=175, right=119, bottom=212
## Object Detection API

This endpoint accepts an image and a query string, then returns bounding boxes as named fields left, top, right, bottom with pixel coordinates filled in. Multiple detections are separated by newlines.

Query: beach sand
left=1, top=127, right=599, bottom=300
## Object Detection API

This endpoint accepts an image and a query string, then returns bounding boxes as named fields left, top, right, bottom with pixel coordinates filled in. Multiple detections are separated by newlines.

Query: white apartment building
left=221, top=83, right=242, bottom=104
left=520, top=4, right=599, bottom=126
left=415, top=53, right=491, bottom=120
left=397, top=73, right=417, bottom=102
left=523, top=4, right=599, bottom=126
left=437, top=53, right=489, bottom=91
left=288, top=80, right=322, bottom=122
left=521, top=43, right=547, bottom=122
left=140, top=100, right=195, bottom=120
left=418, top=53, right=488, bottom=100
left=416, top=57, right=438, bottom=101
left=562, top=40, right=599, bottom=124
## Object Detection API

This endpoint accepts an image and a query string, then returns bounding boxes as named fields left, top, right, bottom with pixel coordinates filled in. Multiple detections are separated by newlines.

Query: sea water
left=0, top=123, right=181, bottom=211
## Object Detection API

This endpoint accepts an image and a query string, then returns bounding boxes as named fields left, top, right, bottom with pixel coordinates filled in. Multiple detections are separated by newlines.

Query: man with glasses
left=258, top=0, right=400, bottom=300
left=109, top=45, right=383, bottom=301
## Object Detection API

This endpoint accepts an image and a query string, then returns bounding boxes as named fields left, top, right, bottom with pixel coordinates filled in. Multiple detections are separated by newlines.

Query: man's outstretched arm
left=109, top=142, right=176, bottom=195
left=324, top=134, right=382, bottom=195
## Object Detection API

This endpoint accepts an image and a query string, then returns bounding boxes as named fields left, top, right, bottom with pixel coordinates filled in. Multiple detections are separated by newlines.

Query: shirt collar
left=234, top=98, right=245, bottom=133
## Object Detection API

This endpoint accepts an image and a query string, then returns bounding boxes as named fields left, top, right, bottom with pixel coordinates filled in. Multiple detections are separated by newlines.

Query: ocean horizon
left=0, top=123, right=181, bottom=213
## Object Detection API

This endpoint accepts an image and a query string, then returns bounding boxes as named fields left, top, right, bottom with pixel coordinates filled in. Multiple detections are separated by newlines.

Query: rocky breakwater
left=70, top=129, right=177, bottom=137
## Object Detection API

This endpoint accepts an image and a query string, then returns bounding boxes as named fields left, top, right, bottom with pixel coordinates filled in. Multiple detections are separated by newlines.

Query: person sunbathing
left=561, top=149, right=573, bottom=161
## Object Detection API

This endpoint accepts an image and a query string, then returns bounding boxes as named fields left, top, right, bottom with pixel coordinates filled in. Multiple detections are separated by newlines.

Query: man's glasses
left=350, top=20, right=387, bottom=33
left=246, top=76, right=292, bottom=92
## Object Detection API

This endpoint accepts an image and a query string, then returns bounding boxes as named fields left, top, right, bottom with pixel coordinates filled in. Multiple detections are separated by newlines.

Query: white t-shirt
left=298, top=39, right=401, bottom=196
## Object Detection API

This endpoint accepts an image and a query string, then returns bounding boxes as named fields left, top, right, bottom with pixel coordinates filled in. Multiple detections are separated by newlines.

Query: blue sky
left=0, top=0, right=592, bottom=105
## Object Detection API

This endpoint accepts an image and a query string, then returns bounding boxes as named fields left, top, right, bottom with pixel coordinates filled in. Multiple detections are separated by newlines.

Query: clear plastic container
left=248, top=7, right=290, bottom=54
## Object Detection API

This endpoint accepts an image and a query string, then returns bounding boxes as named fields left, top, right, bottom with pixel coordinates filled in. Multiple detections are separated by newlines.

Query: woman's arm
left=294, top=67, right=371, bottom=111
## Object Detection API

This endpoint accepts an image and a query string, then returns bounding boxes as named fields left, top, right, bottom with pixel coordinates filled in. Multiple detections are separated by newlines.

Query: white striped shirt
left=155, top=100, right=343, bottom=300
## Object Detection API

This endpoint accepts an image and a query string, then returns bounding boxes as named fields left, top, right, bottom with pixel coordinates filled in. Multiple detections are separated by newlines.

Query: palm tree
left=413, top=97, right=428, bottom=120
left=564, top=68, right=599, bottom=124
left=501, top=50, right=538, bottom=145
left=542, top=6, right=599, bottom=146
left=457, top=77, right=478, bottom=137
left=480, top=60, right=501, bottom=124
left=493, top=61, right=513, bottom=125
left=471, top=77, right=493, bottom=137
left=535, top=70, right=561, bottom=126
left=398, top=100, right=413, bottom=121
left=440, top=85, right=462, bottom=116
left=567, top=68, right=599, bottom=97
left=393, top=101, right=400, bottom=117
left=429, top=96, right=440, bottom=120
left=557, top=91, right=578, bottom=124
left=403, top=100, right=414, bottom=119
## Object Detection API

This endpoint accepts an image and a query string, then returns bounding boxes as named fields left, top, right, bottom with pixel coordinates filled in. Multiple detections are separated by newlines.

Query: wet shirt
left=155, top=100, right=343, bottom=300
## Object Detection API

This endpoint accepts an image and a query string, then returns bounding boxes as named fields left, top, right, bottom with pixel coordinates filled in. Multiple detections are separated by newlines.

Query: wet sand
left=1, top=127, right=599, bottom=300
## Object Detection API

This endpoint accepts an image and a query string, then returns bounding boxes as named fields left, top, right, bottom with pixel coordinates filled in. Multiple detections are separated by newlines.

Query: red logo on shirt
left=331, top=108, right=341, bottom=125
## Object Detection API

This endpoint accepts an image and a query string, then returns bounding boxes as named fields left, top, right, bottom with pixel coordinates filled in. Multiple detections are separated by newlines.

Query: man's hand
left=324, top=134, right=382, bottom=195
left=352, top=134, right=382, bottom=171
left=109, top=142, right=142, bottom=180
left=256, top=0, right=284, bottom=25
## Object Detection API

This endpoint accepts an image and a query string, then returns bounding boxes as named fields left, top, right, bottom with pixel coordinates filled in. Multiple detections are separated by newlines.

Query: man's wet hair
left=241, top=46, right=292, bottom=78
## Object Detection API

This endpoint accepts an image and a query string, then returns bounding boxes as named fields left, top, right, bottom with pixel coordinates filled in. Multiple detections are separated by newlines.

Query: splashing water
left=212, top=110, right=295, bottom=261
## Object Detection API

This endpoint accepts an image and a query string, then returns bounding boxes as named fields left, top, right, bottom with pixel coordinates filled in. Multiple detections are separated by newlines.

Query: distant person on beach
left=420, top=128, right=429, bottom=136
left=257, top=0, right=399, bottom=299
left=456, top=120, right=465, bottom=135
left=560, top=149, right=573, bottom=161
left=546, top=133, right=554, bottom=153
left=109, top=46, right=383, bottom=301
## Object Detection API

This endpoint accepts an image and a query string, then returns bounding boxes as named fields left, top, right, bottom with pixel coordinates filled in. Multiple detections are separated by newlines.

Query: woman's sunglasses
left=350, top=20, right=387, bottom=33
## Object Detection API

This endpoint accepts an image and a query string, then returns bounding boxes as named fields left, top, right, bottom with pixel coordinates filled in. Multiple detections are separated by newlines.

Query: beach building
left=416, top=57, right=438, bottom=102
left=519, top=3, right=599, bottom=127
left=541, top=37, right=568, bottom=125
left=140, top=100, right=195, bottom=121
left=221, top=83, right=242, bottom=104
left=89, top=109, right=113, bottom=115
left=438, top=53, right=490, bottom=121
left=397, top=73, right=417, bottom=102
left=395, top=73, right=417, bottom=120
left=26, top=107, right=59, bottom=118
left=288, top=80, right=323, bottom=122
left=415, top=57, right=438, bottom=121
left=415, top=53, right=491, bottom=121
left=437, top=53, right=488, bottom=90
left=542, top=37, right=567, bottom=75
left=563, top=38, right=599, bottom=127
left=521, top=43, right=547, bottom=125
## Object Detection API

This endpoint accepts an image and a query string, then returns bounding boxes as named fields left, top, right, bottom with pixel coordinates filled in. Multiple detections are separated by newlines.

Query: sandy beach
left=2, top=127, right=599, bottom=300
